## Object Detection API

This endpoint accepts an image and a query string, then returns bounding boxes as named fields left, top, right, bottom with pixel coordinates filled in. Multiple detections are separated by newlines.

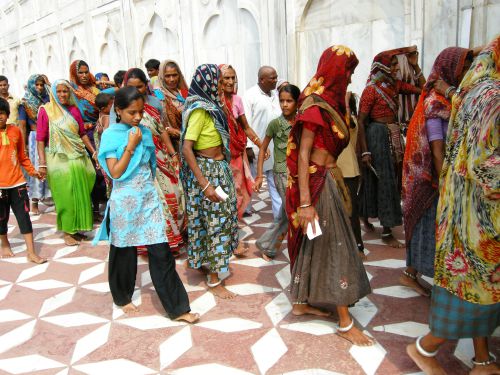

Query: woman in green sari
left=37, top=80, right=96, bottom=246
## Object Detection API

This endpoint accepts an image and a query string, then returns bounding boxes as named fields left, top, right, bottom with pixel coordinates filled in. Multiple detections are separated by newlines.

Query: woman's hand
left=253, top=176, right=264, bottom=192
left=407, top=51, right=419, bottom=68
left=361, top=153, right=372, bottom=167
left=264, top=150, right=270, bottom=160
left=38, top=167, right=47, bottom=181
left=128, top=127, right=142, bottom=149
left=166, top=127, right=181, bottom=138
left=203, top=185, right=222, bottom=203
left=433, top=79, right=451, bottom=97
left=298, top=206, right=319, bottom=235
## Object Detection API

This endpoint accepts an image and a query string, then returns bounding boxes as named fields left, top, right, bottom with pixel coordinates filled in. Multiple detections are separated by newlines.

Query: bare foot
left=139, top=253, right=149, bottom=263
left=233, top=243, right=248, bottom=257
left=470, top=363, right=500, bottom=375
left=73, top=233, right=88, bottom=241
left=363, top=220, right=375, bottom=232
left=174, top=312, right=200, bottom=324
left=208, top=283, right=236, bottom=299
left=31, top=202, right=40, bottom=215
left=382, top=234, right=405, bottom=248
left=337, top=325, right=374, bottom=346
left=1, top=246, right=14, bottom=258
left=399, top=273, right=430, bottom=297
left=122, top=303, right=139, bottom=314
left=64, top=234, right=80, bottom=246
left=27, top=253, right=47, bottom=264
left=407, top=343, right=446, bottom=375
left=262, top=253, right=273, bottom=262
left=292, top=303, right=331, bottom=317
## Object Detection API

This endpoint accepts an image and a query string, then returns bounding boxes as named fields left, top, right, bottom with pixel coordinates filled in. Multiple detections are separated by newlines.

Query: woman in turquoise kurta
left=94, top=86, right=198, bottom=323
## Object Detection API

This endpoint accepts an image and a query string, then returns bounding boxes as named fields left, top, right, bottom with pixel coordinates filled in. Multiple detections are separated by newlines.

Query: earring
left=116, top=114, right=121, bottom=122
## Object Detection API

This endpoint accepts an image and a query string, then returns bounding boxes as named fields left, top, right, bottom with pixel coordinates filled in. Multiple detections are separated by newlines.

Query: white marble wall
left=0, top=0, right=498, bottom=97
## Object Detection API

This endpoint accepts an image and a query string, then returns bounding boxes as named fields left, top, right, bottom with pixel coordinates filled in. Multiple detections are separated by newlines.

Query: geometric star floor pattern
left=0, top=191, right=498, bottom=375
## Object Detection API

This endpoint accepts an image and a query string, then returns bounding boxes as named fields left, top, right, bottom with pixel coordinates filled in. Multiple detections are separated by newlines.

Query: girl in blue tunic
left=94, top=87, right=199, bottom=323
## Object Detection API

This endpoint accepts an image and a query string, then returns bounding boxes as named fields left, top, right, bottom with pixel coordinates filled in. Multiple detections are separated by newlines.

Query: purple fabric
left=426, top=117, right=448, bottom=142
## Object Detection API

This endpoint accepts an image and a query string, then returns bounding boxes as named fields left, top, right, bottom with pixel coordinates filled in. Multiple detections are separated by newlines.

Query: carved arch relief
left=100, top=28, right=126, bottom=75
left=140, top=13, right=179, bottom=66
left=200, top=0, right=261, bottom=92
left=298, top=0, right=406, bottom=94
left=69, top=37, right=87, bottom=64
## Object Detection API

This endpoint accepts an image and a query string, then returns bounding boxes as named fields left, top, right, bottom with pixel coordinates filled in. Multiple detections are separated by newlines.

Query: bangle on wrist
left=299, top=203, right=311, bottom=208
left=202, top=181, right=211, bottom=193
left=170, top=152, right=178, bottom=157
left=445, top=86, right=456, bottom=100
left=361, top=151, right=371, bottom=157
left=125, top=148, right=134, bottom=155
left=38, top=165, right=47, bottom=168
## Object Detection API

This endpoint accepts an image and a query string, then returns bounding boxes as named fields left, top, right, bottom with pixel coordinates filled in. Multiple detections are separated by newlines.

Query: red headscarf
left=286, top=45, right=359, bottom=268
left=219, top=64, right=247, bottom=158
left=69, top=60, right=99, bottom=123
left=402, top=47, right=471, bottom=244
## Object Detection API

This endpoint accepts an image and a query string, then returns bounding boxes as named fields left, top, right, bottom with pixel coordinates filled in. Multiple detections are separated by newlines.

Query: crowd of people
left=0, top=34, right=498, bottom=374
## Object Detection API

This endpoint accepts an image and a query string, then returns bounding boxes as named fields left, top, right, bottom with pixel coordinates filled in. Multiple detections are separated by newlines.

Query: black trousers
left=0, top=184, right=32, bottom=235
left=344, top=177, right=364, bottom=251
left=108, top=242, right=191, bottom=319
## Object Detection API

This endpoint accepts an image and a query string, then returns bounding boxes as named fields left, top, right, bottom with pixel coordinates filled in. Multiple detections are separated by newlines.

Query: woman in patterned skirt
left=181, top=64, right=238, bottom=299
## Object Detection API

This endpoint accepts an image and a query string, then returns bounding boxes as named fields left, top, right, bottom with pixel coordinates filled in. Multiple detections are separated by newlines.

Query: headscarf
left=402, top=47, right=471, bottom=245
left=158, top=60, right=188, bottom=100
left=69, top=60, right=100, bottom=123
left=41, top=79, right=86, bottom=159
left=286, top=45, right=358, bottom=268
left=95, top=72, right=106, bottom=81
left=180, top=64, right=230, bottom=171
left=158, top=60, right=188, bottom=130
left=366, top=50, right=401, bottom=115
left=22, top=74, right=48, bottom=122
left=219, top=64, right=247, bottom=158
left=434, top=36, right=499, bottom=304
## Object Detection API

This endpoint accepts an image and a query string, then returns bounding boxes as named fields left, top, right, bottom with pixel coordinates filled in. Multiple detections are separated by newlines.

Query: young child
left=253, top=84, right=300, bottom=260
left=93, top=87, right=198, bottom=323
left=95, top=93, right=113, bottom=198
left=0, top=97, right=45, bottom=263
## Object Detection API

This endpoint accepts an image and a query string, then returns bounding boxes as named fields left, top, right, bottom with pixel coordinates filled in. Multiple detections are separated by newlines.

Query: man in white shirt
left=243, top=66, right=282, bottom=220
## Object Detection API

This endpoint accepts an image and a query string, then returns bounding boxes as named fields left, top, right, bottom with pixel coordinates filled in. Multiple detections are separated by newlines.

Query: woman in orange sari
left=286, top=45, right=372, bottom=346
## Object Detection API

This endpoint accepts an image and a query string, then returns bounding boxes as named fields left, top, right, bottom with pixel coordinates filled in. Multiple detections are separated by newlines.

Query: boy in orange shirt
left=0, top=97, right=46, bottom=263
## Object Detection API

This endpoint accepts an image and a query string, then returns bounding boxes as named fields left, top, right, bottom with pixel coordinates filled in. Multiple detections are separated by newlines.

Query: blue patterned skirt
left=184, top=158, right=238, bottom=273
left=430, top=286, right=500, bottom=339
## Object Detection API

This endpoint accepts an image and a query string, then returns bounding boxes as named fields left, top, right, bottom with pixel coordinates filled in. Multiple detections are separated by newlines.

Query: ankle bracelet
left=472, top=354, right=496, bottom=366
left=337, top=319, right=354, bottom=333
left=403, top=270, right=417, bottom=281
left=416, top=336, right=439, bottom=357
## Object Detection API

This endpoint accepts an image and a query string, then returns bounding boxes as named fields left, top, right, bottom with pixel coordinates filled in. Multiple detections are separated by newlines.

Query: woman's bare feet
left=174, top=312, right=200, bottom=324
left=470, top=363, right=500, bottom=375
left=407, top=343, right=446, bottom=375
left=233, top=243, right=248, bottom=257
left=208, top=283, right=236, bottom=299
left=122, top=303, right=139, bottom=314
left=399, top=273, right=430, bottom=297
left=63, top=234, right=80, bottom=246
left=73, top=233, right=88, bottom=241
left=27, top=253, right=47, bottom=264
left=262, top=253, right=273, bottom=262
left=337, top=325, right=374, bottom=346
left=292, top=303, right=331, bottom=317
left=382, top=234, right=405, bottom=248
left=363, top=219, right=375, bottom=232
left=31, top=201, right=40, bottom=215
left=1, top=245, right=14, bottom=258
